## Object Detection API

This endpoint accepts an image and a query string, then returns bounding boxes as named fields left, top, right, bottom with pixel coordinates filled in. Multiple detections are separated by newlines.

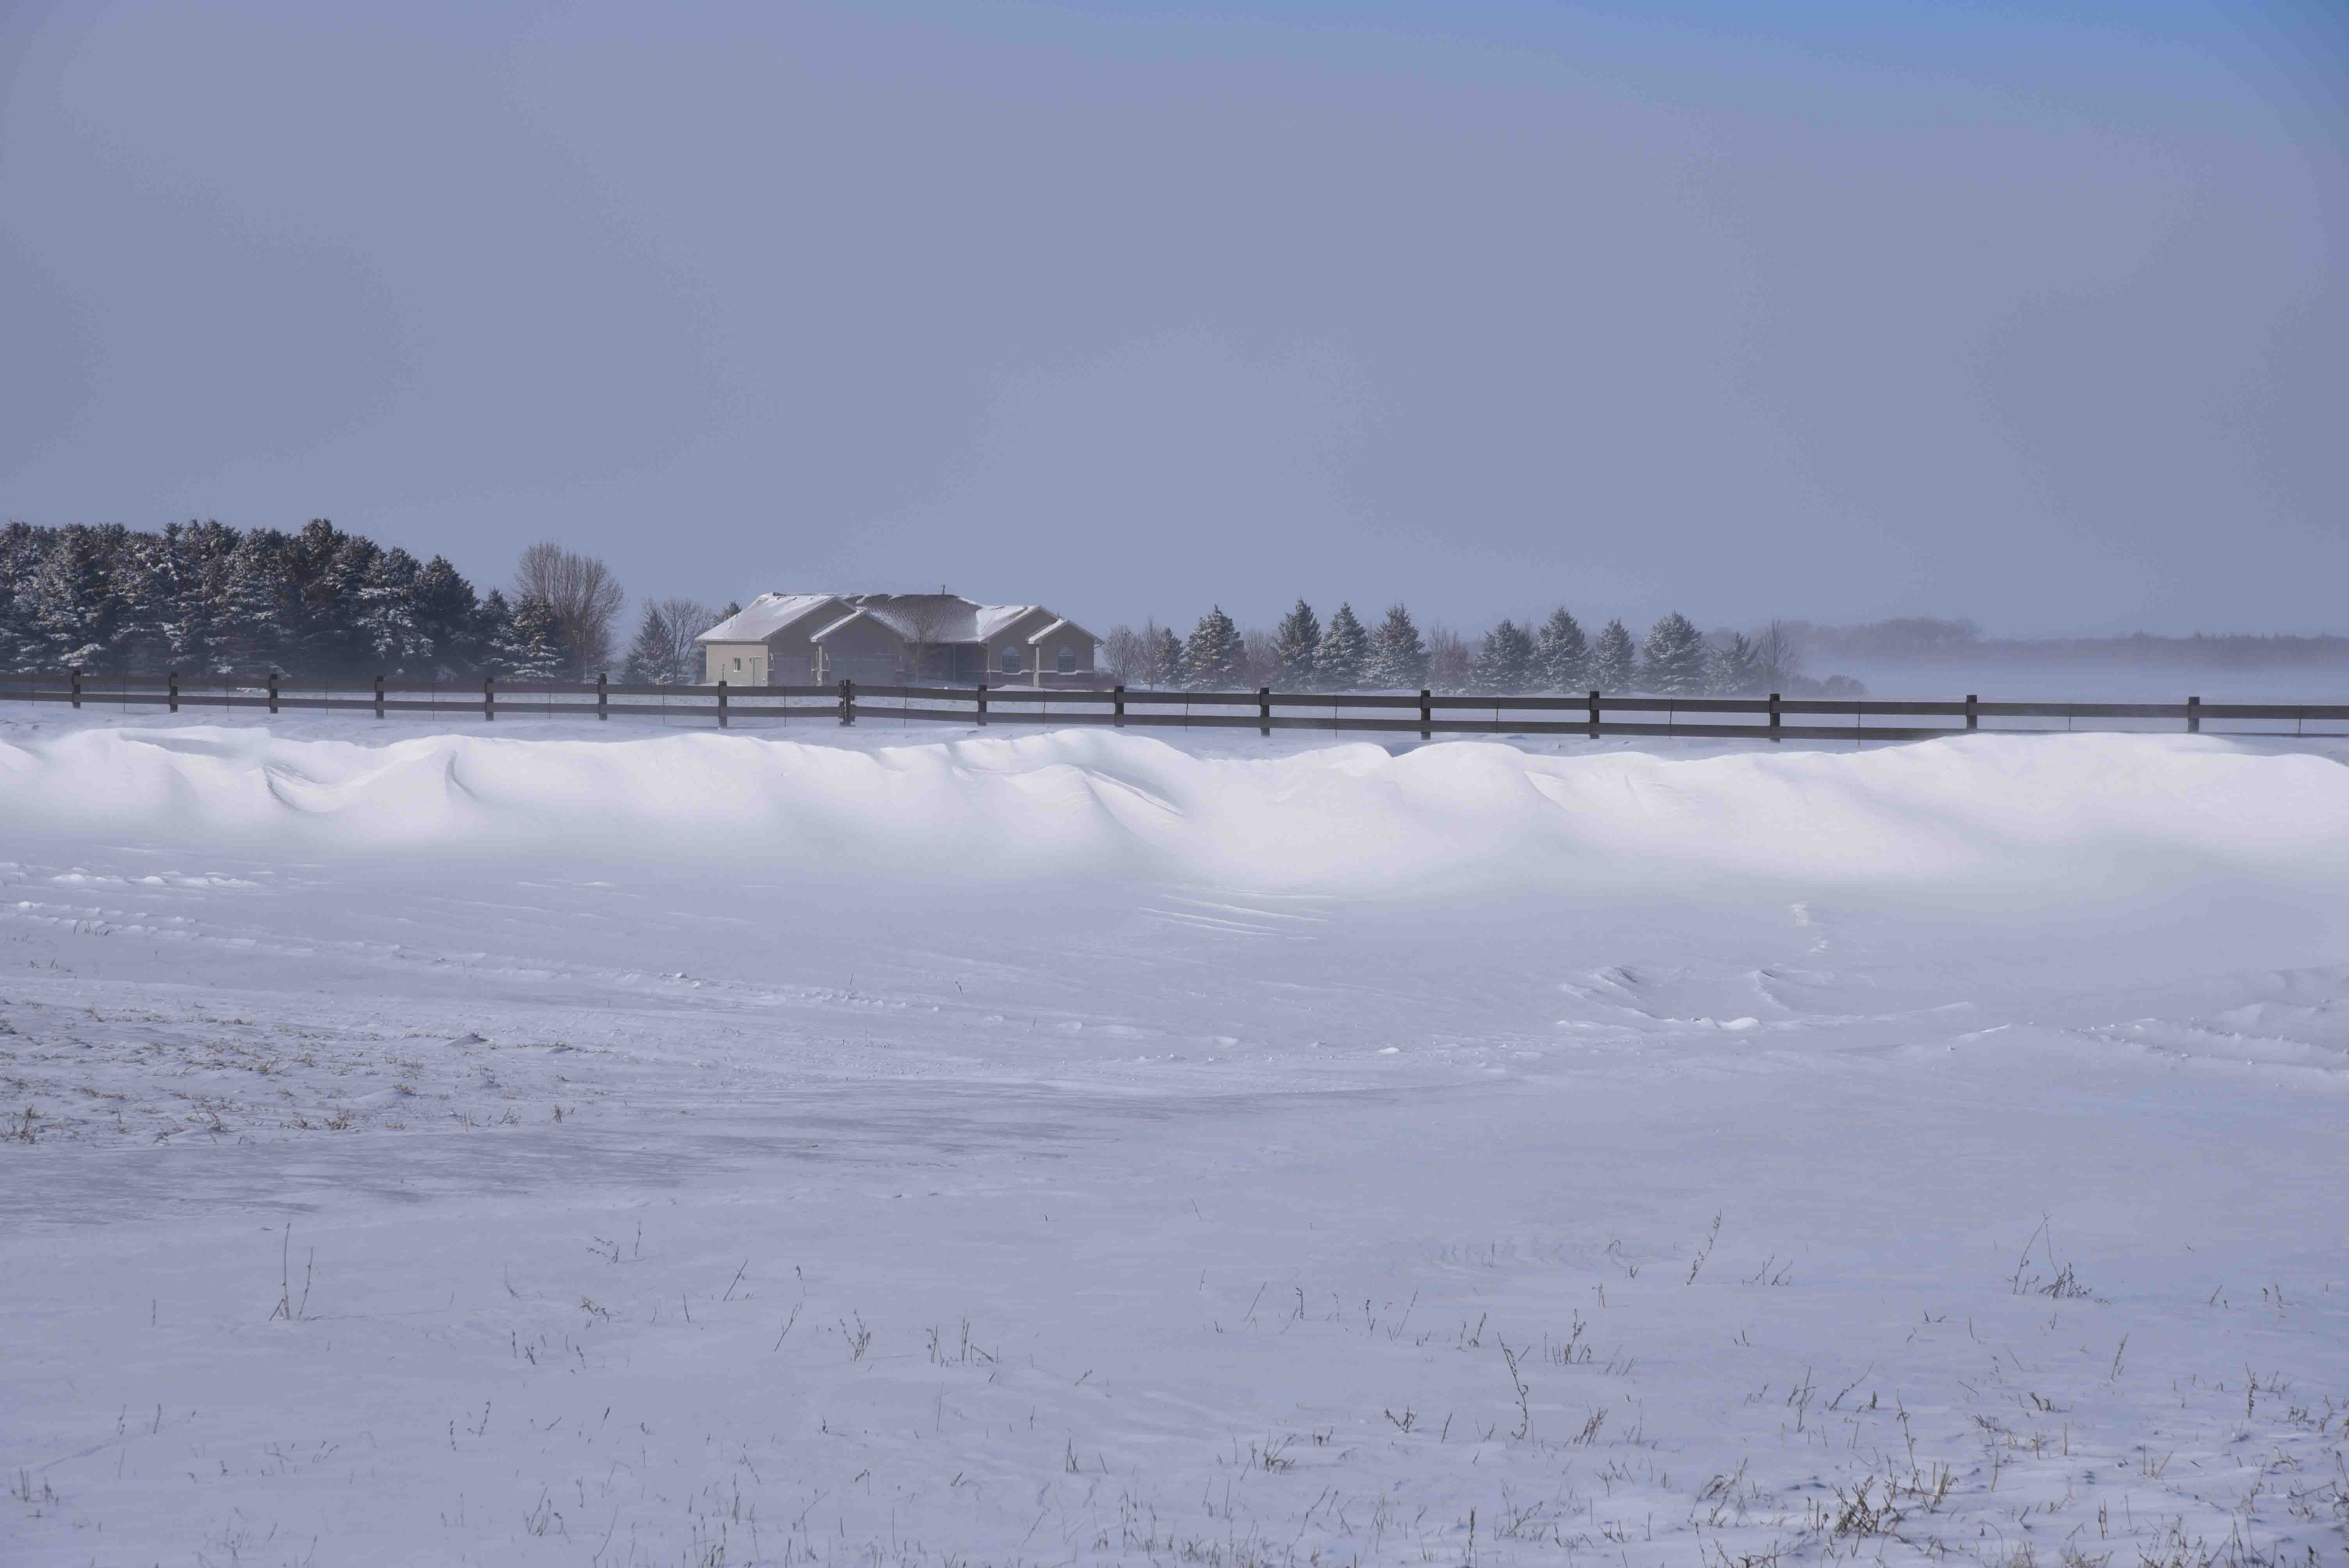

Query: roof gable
left=696, top=593, right=846, bottom=643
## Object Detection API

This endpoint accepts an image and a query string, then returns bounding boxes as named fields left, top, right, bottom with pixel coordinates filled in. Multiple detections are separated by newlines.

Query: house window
left=733, top=656, right=743, bottom=672
left=1000, top=646, right=1021, bottom=674
left=1056, top=645, right=1076, bottom=674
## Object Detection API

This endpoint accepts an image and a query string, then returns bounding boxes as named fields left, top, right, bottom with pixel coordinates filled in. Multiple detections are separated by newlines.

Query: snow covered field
left=4, top=713, right=2347, bottom=1567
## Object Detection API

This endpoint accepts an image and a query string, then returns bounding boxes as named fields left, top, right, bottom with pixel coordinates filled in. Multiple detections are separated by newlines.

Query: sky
left=2, top=0, right=2343, bottom=638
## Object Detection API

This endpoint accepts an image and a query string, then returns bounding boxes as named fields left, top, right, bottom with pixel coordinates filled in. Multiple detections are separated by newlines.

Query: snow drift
left=3, top=725, right=2344, bottom=898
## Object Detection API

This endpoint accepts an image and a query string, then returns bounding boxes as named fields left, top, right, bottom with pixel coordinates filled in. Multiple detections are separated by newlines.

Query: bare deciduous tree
left=513, top=541, right=627, bottom=678
left=622, top=597, right=719, bottom=685
left=1426, top=624, right=1471, bottom=692
left=898, top=598, right=950, bottom=681
left=1101, top=624, right=1144, bottom=685
left=1753, top=619, right=1807, bottom=692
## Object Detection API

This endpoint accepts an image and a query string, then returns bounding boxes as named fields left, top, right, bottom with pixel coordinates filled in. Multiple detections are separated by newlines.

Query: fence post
left=839, top=679, right=855, bottom=727
left=1114, top=684, right=1125, bottom=728
left=977, top=683, right=988, bottom=727
left=597, top=672, right=608, bottom=722
left=267, top=671, right=278, bottom=716
left=1421, top=689, right=1433, bottom=741
left=718, top=678, right=728, bottom=729
left=1768, top=691, right=1780, bottom=743
left=2187, top=695, right=2199, bottom=735
left=168, top=669, right=179, bottom=714
left=1966, top=693, right=1978, bottom=732
left=1587, top=689, right=1599, bottom=741
left=374, top=672, right=385, bottom=720
left=483, top=676, right=494, bottom=722
left=1258, top=685, right=1271, bottom=738
left=68, top=668, right=81, bottom=710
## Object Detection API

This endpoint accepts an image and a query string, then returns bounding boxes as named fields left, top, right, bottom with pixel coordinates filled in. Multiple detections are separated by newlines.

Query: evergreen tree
left=411, top=556, right=481, bottom=677
left=1640, top=611, right=1708, bottom=695
left=1366, top=602, right=1429, bottom=689
left=30, top=525, right=119, bottom=670
left=1707, top=631, right=1760, bottom=696
left=491, top=593, right=567, bottom=681
left=1590, top=617, right=1637, bottom=693
left=1470, top=618, right=1536, bottom=692
left=214, top=527, right=291, bottom=674
left=474, top=589, right=517, bottom=678
left=106, top=527, right=177, bottom=674
left=1535, top=608, right=1588, bottom=691
left=299, top=522, right=383, bottom=676
left=1313, top=602, right=1371, bottom=690
left=0, top=523, right=52, bottom=673
left=1180, top=606, right=1245, bottom=690
left=622, top=604, right=675, bottom=686
left=620, top=598, right=718, bottom=685
left=1273, top=599, right=1321, bottom=689
left=1148, top=624, right=1184, bottom=688
left=164, top=522, right=239, bottom=674
left=358, top=547, right=433, bottom=674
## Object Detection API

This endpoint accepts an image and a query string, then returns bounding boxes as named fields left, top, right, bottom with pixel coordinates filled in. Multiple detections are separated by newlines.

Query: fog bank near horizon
left=3, top=0, right=2343, bottom=639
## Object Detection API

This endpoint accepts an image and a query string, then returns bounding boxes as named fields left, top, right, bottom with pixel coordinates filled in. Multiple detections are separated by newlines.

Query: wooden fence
left=5, top=670, right=2347, bottom=743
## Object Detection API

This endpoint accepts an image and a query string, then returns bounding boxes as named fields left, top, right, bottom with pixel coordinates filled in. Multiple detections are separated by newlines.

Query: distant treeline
left=0, top=521, right=722, bottom=686
left=1793, top=618, right=2349, bottom=668
left=1105, top=603, right=1868, bottom=697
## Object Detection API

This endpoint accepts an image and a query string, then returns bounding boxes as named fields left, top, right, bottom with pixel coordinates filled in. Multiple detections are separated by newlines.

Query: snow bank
left=2, top=725, right=2343, bottom=897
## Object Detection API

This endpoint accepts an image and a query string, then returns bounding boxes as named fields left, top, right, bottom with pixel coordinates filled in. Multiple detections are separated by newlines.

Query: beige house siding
left=704, top=642, right=771, bottom=685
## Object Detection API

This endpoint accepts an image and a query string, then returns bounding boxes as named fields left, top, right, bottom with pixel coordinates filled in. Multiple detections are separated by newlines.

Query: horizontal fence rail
left=4, top=671, right=2346, bottom=744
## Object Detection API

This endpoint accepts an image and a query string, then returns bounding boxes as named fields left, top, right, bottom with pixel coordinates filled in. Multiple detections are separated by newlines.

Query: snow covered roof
left=696, top=594, right=843, bottom=643
left=1022, top=616, right=1098, bottom=647
left=698, top=592, right=1098, bottom=647
left=975, top=604, right=1047, bottom=641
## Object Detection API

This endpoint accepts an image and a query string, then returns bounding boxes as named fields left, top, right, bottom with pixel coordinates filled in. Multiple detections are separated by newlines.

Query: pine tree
left=1641, top=611, right=1708, bottom=695
left=492, top=593, right=567, bottom=682
left=622, top=604, right=674, bottom=686
left=411, top=556, right=480, bottom=677
left=1535, top=608, right=1588, bottom=692
left=1181, top=606, right=1245, bottom=690
left=106, top=527, right=176, bottom=675
left=215, top=528, right=291, bottom=674
left=1366, top=603, right=1428, bottom=690
left=474, top=590, right=516, bottom=678
left=1312, top=602, right=1371, bottom=690
left=312, top=524, right=385, bottom=676
left=1274, top=599, right=1321, bottom=689
left=1470, top=618, right=1536, bottom=692
left=1590, top=618, right=1637, bottom=693
left=1707, top=631, right=1760, bottom=696
left=30, top=525, right=118, bottom=670
left=165, top=522, right=239, bottom=674
left=0, top=522, right=51, bottom=674
left=358, top=548, right=433, bottom=675
left=620, top=599, right=716, bottom=685
left=1148, top=624, right=1184, bottom=688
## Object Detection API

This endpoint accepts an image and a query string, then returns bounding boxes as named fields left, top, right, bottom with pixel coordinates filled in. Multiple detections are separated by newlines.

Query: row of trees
left=5, top=517, right=1869, bottom=697
left=1105, top=601, right=1843, bottom=696
left=0, top=520, right=723, bottom=685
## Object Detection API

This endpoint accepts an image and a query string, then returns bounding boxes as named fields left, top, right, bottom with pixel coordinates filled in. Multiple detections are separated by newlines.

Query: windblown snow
left=3, top=721, right=2346, bottom=1566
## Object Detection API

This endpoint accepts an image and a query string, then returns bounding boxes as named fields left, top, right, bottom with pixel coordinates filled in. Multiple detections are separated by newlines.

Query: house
left=696, top=592, right=1101, bottom=688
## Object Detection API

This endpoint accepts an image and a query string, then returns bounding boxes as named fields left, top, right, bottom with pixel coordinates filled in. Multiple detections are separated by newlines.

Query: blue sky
left=3, top=0, right=2342, bottom=636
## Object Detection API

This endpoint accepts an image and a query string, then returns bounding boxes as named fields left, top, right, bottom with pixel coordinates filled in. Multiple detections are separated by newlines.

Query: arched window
left=1000, top=645, right=1022, bottom=674
left=1055, top=645, right=1076, bottom=674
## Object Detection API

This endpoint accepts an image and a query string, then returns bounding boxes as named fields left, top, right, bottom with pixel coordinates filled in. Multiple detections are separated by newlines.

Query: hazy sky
left=4, top=1, right=2343, bottom=637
